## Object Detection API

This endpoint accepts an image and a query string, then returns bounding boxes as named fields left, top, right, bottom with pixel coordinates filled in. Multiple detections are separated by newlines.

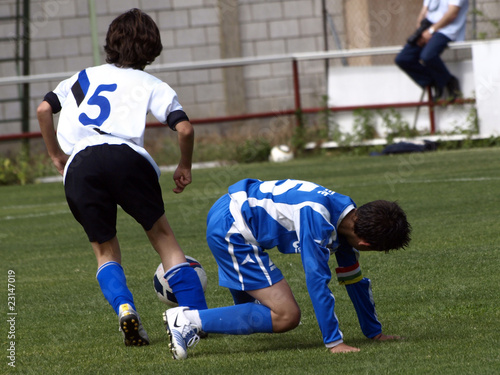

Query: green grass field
left=1, top=148, right=499, bottom=374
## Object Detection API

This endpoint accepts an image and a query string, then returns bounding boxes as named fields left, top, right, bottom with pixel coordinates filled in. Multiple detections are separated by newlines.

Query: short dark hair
left=104, top=8, right=162, bottom=70
left=354, top=200, right=411, bottom=251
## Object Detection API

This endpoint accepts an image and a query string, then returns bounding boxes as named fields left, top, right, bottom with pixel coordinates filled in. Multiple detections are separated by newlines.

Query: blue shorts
left=206, top=194, right=284, bottom=291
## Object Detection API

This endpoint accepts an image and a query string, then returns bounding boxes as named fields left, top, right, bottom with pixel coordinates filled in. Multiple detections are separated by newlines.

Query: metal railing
left=0, top=42, right=477, bottom=141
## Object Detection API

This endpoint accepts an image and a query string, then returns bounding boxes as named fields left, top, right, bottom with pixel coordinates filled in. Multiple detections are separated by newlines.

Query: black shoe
left=446, top=75, right=462, bottom=101
left=431, top=84, right=444, bottom=102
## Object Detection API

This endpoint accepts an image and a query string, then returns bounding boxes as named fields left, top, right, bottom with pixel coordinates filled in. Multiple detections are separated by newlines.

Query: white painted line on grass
left=335, top=176, right=500, bottom=189
left=0, top=209, right=70, bottom=221
left=2, top=202, right=67, bottom=210
left=36, top=161, right=231, bottom=183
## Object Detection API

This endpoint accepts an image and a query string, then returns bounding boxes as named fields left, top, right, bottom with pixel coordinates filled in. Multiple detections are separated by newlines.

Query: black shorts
left=64, top=144, right=165, bottom=244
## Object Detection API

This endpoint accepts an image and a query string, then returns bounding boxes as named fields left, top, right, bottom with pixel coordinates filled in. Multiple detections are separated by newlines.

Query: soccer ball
left=269, top=144, right=294, bottom=163
left=153, top=256, right=208, bottom=307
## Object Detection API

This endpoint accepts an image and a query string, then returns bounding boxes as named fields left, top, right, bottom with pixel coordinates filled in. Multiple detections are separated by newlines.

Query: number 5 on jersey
left=72, top=69, right=117, bottom=127
left=79, top=84, right=117, bottom=126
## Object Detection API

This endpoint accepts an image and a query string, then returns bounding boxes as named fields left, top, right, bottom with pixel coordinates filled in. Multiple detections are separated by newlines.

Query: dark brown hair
left=104, top=8, right=162, bottom=70
left=354, top=200, right=411, bottom=251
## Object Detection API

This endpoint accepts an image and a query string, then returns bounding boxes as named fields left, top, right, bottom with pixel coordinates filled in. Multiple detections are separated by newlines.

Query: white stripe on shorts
left=226, top=222, right=245, bottom=290
left=252, top=242, right=272, bottom=286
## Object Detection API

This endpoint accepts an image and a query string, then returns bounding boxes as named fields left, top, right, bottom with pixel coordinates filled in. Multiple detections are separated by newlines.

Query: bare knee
left=272, top=305, right=301, bottom=333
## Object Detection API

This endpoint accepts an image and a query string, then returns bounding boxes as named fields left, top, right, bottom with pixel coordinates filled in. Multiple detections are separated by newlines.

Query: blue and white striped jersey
left=227, top=178, right=358, bottom=344
left=228, top=178, right=355, bottom=254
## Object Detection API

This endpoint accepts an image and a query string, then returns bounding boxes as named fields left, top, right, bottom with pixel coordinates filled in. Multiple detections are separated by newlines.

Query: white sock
left=184, top=309, right=202, bottom=329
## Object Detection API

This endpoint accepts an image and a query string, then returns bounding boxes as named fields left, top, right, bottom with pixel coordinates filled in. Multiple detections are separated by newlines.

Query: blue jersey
left=207, top=179, right=382, bottom=346
left=228, top=178, right=356, bottom=254
left=208, top=179, right=380, bottom=346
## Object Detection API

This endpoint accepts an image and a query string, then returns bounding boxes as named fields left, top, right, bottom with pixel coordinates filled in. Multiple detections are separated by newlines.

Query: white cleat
left=163, top=306, right=200, bottom=360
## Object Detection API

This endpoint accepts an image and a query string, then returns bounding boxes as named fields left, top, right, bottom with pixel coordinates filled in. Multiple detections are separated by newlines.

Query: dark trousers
left=395, top=32, right=452, bottom=90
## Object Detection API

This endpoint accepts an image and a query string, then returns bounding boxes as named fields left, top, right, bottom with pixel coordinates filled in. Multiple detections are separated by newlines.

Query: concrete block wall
left=239, top=0, right=326, bottom=114
left=0, top=0, right=332, bottom=137
left=474, top=0, right=500, bottom=39
left=0, top=0, right=498, bottom=141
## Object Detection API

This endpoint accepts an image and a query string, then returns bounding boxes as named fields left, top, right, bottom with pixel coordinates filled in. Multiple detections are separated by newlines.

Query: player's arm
left=334, top=244, right=400, bottom=341
left=172, top=120, right=194, bottom=194
left=299, top=241, right=361, bottom=354
left=37, top=98, right=68, bottom=175
left=334, top=244, right=382, bottom=338
left=151, top=82, right=194, bottom=193
left=297, top=208, right=344, bottom=347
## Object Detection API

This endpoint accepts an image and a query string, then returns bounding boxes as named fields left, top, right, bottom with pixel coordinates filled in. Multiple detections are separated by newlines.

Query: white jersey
left=52, top=64, right=183, bottom=177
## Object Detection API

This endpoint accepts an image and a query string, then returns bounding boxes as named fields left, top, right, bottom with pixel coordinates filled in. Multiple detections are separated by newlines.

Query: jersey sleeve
left=148, top=81, right=184, bottom=126
left=51, top=72, right=79, bottom=110
left=296, top=206, right=344, bottom=346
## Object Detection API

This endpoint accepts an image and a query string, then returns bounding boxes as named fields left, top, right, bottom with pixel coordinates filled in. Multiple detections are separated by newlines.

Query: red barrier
left=0, top=57, right=475, bottom=142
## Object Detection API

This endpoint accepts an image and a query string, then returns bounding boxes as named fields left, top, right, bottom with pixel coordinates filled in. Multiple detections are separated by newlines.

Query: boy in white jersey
left=37, top=9, right=207, bottom=347
left=165, top=179, right=411, bottom=360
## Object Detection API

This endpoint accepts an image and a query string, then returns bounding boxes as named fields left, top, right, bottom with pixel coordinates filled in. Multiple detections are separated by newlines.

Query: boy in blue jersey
left=37, top=9, right=207, bottom=347
left=165, top=179, right=411, bottom=360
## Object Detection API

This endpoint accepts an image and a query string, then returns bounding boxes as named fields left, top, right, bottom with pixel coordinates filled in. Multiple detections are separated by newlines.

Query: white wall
left=327, top=39, right=500, bottom=139
left=472, top=39, right=500, bottom=137
left=327, top=59, right=476, bottom=138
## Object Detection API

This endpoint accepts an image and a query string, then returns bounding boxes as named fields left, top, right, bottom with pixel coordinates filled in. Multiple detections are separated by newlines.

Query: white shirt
left=424, top=0, right=469, bottom=41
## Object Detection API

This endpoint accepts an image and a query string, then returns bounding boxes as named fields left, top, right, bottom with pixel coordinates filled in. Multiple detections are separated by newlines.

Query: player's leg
left=172, top=196, right=300, bottom=335
left=182, top=278, right=299, bottom=335
left=247, top=278, right=301, bottom=333
left=165, top=279, right=299, bottom=359
left=146, top=214, right=186, bottom=270
left=164, top=194, right=269, bottom=359
left=65, top=145, right=148, bottom=345
left=146, top=214, right=207, bottom=310
left=93, top=237, right=135, bottom=314
left=92, top=237, right=149, bottom=346
left=199, top=194, right=300, bottom=333
left=106, top=145, right=206, bottom=311
left=66, top=146, right=137, bottom=315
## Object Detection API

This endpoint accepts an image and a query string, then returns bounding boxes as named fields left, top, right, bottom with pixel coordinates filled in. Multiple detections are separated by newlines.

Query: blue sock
left=96, top=261, right=135, bottom=314
left=166, top=265, right=208, bottom=310
left=198, top=302, right=273, bottom=334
